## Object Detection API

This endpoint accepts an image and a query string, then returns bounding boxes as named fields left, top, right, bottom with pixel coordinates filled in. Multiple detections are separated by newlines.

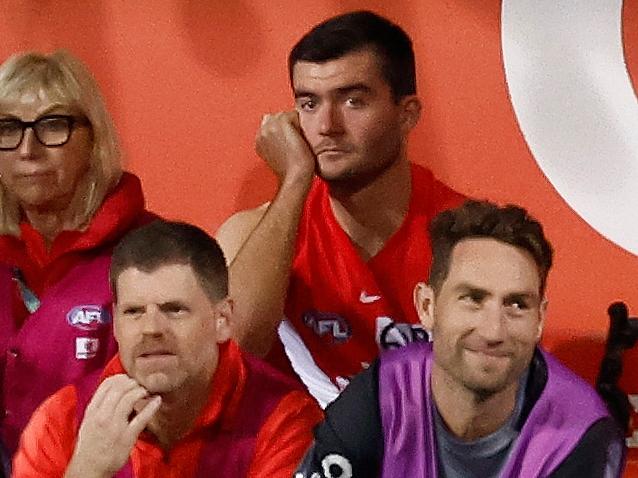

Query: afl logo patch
left=67, top=305, right=111, bottom=330
left=303, top=310, right=352, bottom=343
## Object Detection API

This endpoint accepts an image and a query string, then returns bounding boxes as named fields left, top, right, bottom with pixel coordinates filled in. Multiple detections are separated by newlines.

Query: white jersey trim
left=278, top=319, right=340, bottom=409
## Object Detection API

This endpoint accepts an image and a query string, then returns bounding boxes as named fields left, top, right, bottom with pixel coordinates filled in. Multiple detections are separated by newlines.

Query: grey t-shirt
left=433, top=374, right=527, bottom=478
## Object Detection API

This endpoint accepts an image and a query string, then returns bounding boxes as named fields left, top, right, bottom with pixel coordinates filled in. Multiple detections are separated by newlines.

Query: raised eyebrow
left=294, top=84, right=373, bottom=99
left=453, top=283, right=489, bottom=296
left=159, top=301, right=188, bottom=312
left=293, top=90, right=317, bottom=100
left=119, top=303, right=144, bottom=312
left=335, top=84, right=373, bottom=96
left=504, top=292, right=540, bottom=304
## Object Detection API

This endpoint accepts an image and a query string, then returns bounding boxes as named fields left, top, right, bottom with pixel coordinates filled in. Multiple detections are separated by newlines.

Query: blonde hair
left=0, top=50, right=122, bottom=235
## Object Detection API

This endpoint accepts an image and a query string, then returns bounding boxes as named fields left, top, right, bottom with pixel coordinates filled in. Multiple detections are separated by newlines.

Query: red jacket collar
left=102, top=341, right=246, bottom=432
left=0, top=172, right=149, bottom=270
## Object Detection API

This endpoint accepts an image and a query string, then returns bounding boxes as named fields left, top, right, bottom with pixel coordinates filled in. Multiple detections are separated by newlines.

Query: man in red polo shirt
left=12, top=220, right=322, bottom=478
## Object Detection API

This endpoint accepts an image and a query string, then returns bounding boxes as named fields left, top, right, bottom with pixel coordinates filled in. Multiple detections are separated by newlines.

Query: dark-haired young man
left=12, top=220, right=322, bottom=478
left=295, top=200, right=625, bottom=478
left=217, top=11, right=465, bottom=406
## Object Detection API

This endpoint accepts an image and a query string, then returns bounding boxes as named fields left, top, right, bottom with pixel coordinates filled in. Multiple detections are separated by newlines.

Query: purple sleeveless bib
left=379, top=342, right=610, bottom=478
left=0, top=253, right=117, bottom=454
left=75, top=351, right=299, bottom=477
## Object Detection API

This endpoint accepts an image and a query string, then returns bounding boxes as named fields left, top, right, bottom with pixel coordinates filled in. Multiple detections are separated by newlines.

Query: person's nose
left=318, top=102, right=344, bottom=136
left=17, top=127, right=43, bottom=159
left=141, top=305, right=168, bottom=336
left=477, top=302, right=507, bottom=343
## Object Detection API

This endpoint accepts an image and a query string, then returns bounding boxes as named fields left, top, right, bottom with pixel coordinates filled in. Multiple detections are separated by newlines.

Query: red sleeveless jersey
left=280, top=163, right=465, bottom=405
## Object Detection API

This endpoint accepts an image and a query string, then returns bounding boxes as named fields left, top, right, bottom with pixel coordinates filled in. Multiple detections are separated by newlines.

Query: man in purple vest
left=12, top=220, right=322, bottom=478
left=295, top=200, right=624, bottom=478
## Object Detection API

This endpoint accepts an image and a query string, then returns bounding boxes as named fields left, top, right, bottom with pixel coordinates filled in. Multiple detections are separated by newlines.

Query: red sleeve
left=12, top=385, right=78, bottom=478
left=247, top=391, right=323, bottom=478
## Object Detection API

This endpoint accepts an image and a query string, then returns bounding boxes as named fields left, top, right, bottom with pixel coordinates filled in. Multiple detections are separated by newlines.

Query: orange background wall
left=1, top=0, right=637, bottom=389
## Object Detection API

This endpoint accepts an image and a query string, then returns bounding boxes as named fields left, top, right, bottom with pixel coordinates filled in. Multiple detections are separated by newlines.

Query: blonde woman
left=0, top=50, right=155, bottom=468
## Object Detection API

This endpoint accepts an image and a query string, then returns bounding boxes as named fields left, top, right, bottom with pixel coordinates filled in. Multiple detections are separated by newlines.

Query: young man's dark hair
left=110, top=219, right=228, bottom=302
left=288, top=10, right=416, bottom=100
left=428, top=200, right=554, bottom=294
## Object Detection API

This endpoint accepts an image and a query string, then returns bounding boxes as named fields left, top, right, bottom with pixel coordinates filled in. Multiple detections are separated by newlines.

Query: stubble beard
left=464, top=376, right=509, bottom=403
left=440, top=348, right=515, bottom=404
left=320, top=147, right=403, bottom=195
left=461, top=354, right=530, bottom=405
left=137, top=370, right=182, bottom=394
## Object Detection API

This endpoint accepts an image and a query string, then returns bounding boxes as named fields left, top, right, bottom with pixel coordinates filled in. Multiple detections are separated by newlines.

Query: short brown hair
left=428, top=200, right=553, bottom=295
left=110, top=220, right=228, bottom=303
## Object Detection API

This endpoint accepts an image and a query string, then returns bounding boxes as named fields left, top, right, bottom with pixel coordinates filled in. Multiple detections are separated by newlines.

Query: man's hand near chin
left=64, top=374, right=162, bottom=478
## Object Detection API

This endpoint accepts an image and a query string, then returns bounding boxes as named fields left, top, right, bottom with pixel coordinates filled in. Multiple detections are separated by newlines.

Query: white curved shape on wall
left=502, top=0, right=638, bottom=255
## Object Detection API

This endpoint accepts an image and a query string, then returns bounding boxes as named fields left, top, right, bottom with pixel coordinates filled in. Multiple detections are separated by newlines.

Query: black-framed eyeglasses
left=0, top=114, right=90, bottom=151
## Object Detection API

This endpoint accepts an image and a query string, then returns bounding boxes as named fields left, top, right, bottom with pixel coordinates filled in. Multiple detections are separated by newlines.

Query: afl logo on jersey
left=303, top=310, right=352, bottom=343
left=67, top=305, right=111, bottom=331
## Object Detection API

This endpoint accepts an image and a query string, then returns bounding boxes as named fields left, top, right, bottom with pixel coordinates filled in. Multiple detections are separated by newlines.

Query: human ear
left=214, top=298, right=234, bottom=343
left=400, top=96, right=422, bottom=132
left=414, top=282, right=435, bottom=332
left=536, top=298, right=548, bottom=341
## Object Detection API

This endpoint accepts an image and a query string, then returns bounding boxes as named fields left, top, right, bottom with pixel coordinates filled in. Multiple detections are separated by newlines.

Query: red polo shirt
left=12, top=341, right=322, bottom=477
